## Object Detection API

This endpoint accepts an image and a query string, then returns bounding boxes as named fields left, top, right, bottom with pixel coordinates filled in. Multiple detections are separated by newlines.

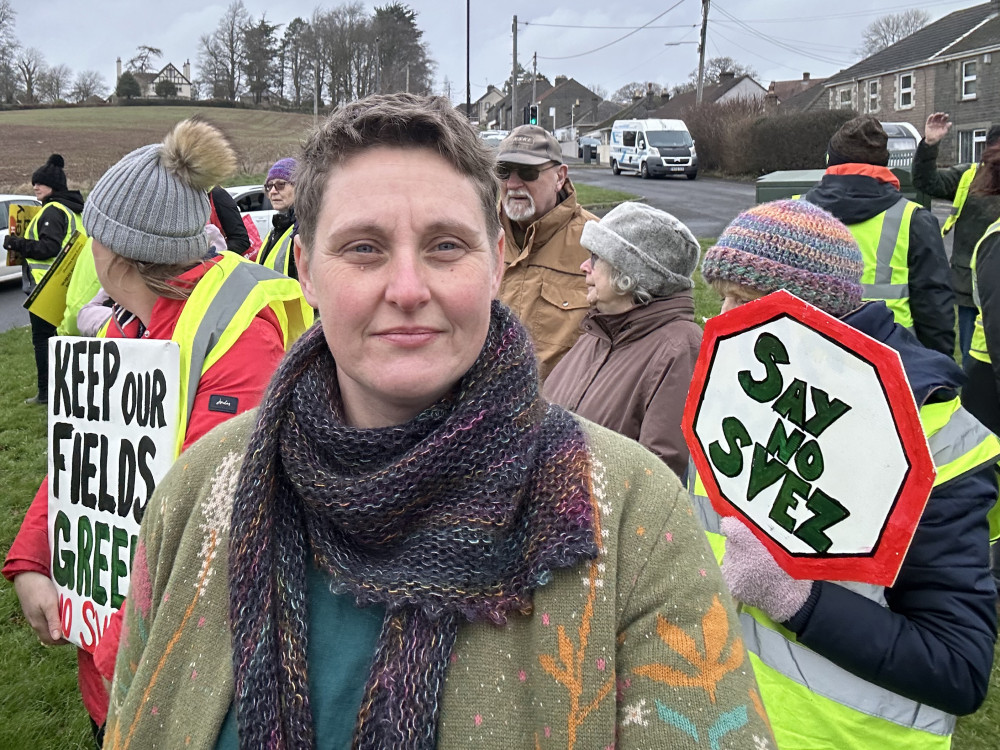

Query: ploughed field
left=0, top=106, right=317, bottom=191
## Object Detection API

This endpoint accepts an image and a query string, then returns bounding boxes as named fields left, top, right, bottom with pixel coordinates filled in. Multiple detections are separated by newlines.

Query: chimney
left=660, top=92, right=670, bottom=105
left=720, top=71, right=736, bottom=82
left=116, top=57, right=122, bottom=80
left=765, top=82, right=779, bottom=111
left=802, top=72, right=811, bottom=81
left=183, top=60, right=191, bottom=82
left=555, top=75, right=568, bottom=86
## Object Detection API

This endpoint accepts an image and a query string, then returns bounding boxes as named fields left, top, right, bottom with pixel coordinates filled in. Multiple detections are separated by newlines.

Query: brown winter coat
left=544, top=292, right=702, bottom=478
left=498, top=178, right=597, bottom=379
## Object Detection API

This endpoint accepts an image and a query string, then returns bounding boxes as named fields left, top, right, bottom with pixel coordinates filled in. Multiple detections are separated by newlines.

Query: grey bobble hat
left=83, top=118, right=237, bottom=264
left=582, top=202, right=699, bottom=297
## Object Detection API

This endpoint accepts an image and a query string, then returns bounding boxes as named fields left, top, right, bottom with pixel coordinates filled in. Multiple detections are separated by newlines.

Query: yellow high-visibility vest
left=23, top=202, right=84, bottom=285
left=969, top=218, right=1000, bottom=366
left=942, top=164, right=977, bottom=236
left=688, top=397, right=1000, bottom=749
left=257, top=223, right=295, bottom=278
left=101, top=251, right=313, bottom=457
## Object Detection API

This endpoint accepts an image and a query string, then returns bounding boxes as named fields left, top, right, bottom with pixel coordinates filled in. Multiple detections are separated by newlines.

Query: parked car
left=0, top=194, right=42, bottom=285
left=577, top=136, right=600, bottom=159
left=479, top=130, right=508, bottom=149
left=226, top=185, right=276, bottom=239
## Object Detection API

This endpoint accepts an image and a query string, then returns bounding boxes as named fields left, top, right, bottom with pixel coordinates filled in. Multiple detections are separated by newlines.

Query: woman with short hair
left=103, top=94, right=771, bottom=750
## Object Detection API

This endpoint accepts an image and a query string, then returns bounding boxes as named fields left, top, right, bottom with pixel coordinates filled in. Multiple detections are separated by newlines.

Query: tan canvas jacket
left=498, top=178, right=597, bottom=380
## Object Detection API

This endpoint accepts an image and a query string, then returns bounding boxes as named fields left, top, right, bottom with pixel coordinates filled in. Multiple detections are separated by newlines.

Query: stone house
left=812, top=1, right=1000, bottom=163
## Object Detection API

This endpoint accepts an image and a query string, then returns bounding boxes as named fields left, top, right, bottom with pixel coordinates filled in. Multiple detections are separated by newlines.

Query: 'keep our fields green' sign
left=682, top=291, right=935, bottom=587
left=46, top=337, right=180, bottom=652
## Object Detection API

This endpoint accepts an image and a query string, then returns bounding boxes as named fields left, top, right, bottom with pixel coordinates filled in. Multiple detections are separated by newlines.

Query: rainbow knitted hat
left=702, top=199, right=864, bottom=317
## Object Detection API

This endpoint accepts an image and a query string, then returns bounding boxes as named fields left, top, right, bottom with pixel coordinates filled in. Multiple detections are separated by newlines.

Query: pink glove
left=721, top=517, right=813, bottom=623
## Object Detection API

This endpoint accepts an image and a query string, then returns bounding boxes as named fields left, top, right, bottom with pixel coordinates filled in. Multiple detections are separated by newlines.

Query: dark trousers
left=958, top=305, right=978, bottom=372
left=28, top=311, right=56, bottom=401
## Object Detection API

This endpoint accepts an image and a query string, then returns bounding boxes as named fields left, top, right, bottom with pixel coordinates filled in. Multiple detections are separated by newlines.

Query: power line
left=537, top=0, right=688, bottom=61
left=712, top=4, right=853, bottom=67
left=712, top=0, right=962, bottom=24
left=524, top=21, right=696, bottom=30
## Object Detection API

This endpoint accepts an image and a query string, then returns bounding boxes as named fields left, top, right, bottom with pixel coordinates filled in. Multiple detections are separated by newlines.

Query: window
left=962, top=60, right=977, bottom=100
left=897, top=72, right=914, bottom=109
left=867, top=80, right=879, bottom=113
left=959, top=128, right=988, bottom=163
left=838, top=88, right=852, bottom=109
left=622, top=131, right=636, bottom=148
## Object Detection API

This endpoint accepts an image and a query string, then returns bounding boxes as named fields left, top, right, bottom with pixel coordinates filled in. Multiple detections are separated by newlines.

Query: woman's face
left=580, top=253, right=632, bottom=314
left=266, top=178, right=295, bottom=212
left=33, top=183, right=53, bottom=201
left=295, top=146, right=504, bottom=429
left=720, top=284, right=765, bottom=314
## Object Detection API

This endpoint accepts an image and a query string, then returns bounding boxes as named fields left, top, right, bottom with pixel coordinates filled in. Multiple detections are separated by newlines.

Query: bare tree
left=126, top=45, right=163, bottom=74
left=70, top=69, right=107, bottom=101
left=39, top=63, right=72, bottom=102
left=15, top=47, right=46, bottom=103
left=610, top=81, right=666, bottom=104
left=858, top=10, right=930, bottom=57
left=200, top=0, right=250, bottom=100
left=282, top=17, right=314, bottom=107
left=587, top=83, right=609, bottom=101
left=674, top=57, right=757, bottom=94
left=0, top=0, right=18, bottom=103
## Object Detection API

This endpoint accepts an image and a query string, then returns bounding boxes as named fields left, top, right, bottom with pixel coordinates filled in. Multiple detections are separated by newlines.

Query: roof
left=825, top=3, right=999, bottom=86
left=779, top=82, right=828, bottom=112
left=646, top=75, right=762, bottom=119
left=772, top=77, right=827, bottom=102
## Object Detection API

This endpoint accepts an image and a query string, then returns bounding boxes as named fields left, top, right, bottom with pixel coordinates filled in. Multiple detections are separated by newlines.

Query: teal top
left=215, top=564, right=385, bottom=749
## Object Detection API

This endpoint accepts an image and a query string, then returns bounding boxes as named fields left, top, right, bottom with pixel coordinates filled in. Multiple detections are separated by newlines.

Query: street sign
left=682, top=291, right=935, bottom=586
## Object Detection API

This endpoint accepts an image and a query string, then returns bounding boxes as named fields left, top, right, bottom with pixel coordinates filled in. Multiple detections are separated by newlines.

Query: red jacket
left=3, top=258, right=286, bottom=724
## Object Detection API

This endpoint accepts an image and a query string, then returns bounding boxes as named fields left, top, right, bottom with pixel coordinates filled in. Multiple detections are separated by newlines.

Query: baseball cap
left=496, top=125, right=564, bottom=166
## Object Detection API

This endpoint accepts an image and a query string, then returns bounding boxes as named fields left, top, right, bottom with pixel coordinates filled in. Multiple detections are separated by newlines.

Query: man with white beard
left=496, top=125, right=597, bottom=379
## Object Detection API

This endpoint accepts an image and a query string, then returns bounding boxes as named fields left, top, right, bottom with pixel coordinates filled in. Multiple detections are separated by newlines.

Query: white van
left=609, top=119, right=697, bottom=180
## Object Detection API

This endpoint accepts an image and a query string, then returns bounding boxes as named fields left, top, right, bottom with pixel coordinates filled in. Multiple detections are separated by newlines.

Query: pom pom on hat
left=701, top=199, right=864, bottom=317
left=32, top=154, right=68, bottom=193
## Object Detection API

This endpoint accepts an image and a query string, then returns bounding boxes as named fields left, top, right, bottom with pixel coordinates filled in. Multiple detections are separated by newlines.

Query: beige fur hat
left=83, top=118, right=237, bottom=264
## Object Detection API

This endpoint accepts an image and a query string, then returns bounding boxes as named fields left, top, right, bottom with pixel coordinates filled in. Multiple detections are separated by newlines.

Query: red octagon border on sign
left=682, top=291, right=936, bottom=586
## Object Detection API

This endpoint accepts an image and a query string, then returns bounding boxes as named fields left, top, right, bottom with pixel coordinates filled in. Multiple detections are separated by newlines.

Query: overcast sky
left=13, top=0, right=978, bottom=102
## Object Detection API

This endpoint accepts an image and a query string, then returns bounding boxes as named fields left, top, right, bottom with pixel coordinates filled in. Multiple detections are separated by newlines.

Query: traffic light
left=529, top=104, right=539, bottom=126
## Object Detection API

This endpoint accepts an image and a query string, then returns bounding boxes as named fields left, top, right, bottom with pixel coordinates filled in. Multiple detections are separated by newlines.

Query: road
left=0, top=173, right=956, bottom=334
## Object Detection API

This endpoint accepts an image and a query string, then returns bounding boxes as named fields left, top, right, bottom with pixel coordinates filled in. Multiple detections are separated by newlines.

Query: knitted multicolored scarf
left=228, top=301, right=597, bottom=750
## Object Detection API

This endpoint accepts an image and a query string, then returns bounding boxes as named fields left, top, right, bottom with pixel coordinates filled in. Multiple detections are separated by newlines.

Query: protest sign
left=47, top=337, right=180, bottom=652
left=6, top=203, right=41, bottom=266
left=682, top=290, right=935, bottom=586
left=23, top=232, right=88, bottom=326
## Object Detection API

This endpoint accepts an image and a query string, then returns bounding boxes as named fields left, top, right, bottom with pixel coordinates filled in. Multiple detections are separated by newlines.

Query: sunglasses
left=496, top=163, right=558, bottom=182
left=264, top=179, right=290, bottom=192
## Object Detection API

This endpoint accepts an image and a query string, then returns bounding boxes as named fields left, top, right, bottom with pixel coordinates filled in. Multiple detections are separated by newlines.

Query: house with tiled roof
left=647, top=73, right=766, bottom=119
left=115, top=58, right=193, bottom=100
left=811, top=1, right=1000, bottom=163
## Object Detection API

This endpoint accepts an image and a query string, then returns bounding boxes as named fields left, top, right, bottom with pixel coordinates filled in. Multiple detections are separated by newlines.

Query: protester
left=3, top=118, right=312, bottom=747
left=103, top=93, right=772, bottom=750
left=3, top=154, right=85, bottom=404
left=693, top=198, right=1000, bottom=749
left=257, top=157, right=299, bottom=277
left=912, top=113, right=1000, bottom=368
left=545, top=202, right=702, bottom=479
left=803, top=115, right=955, bottom=356
left=496, top=125, right=596, bottom=379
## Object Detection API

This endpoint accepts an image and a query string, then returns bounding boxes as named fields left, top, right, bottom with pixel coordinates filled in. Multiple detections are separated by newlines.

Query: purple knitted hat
left=702, top=199, right=864, bottom=316
left=267, top=157, right=297, bottom=184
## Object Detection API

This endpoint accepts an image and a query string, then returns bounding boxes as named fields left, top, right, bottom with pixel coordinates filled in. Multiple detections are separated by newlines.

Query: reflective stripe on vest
left=258, top=224, right=295, bottom=277
left=969, top=219, right=1000, bottom=364
left=942, top=164, right=977, bottom=236
left=24, top=203, right=83, bottom=285
left=101, top=252, right=313, bottom=458
left=688, top=395, right=1000, bottom=737
left=739, top=611, right=955, bottom=736
left=852, top=197, right=917, bottom=330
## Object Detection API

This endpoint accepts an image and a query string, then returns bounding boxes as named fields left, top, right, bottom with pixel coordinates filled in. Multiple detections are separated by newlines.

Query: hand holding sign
left=682, top=291, right=935, bottom=586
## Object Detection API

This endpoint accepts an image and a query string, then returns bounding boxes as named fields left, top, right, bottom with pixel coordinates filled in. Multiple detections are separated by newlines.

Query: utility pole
left=375, top=36, right=381, bottom=95
left=511, top=15, right=518, bottom=128
left=465, top=0, right=471, bottom=118
left=532, top=52, right=537, bottom=125
left=696, top=0, right=710, bottom=104
left=406, top=64, right=410, bottom=93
